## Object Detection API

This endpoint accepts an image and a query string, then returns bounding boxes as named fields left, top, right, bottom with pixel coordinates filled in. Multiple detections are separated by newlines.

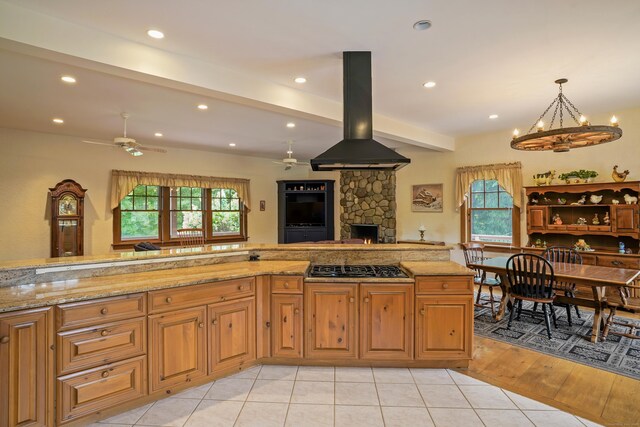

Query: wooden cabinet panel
left=57, top=317, right=146, bottom=375
left=415, top=296, right=473, bottom=360
left=271, top=294, right=303, bottom=358
left=271, top=276, right=303, bottom=294
left=596, top=255, right=640, bottom=269
left=305, top=283, right=357, bottom=359
left=613, top=205, right=638, bottom=232
left=527, top=206, right=547, bottom=232
left=148, top=307, right=207, bottom=393
left=57, top=293, right=146, bottom=331
left=0, top=307, right=53, bottom=427
left=57, top=356, right=146, bottom=424
left=415, top=276, right=473, bottom=295
left=149, top=278, right=254, bottom=313
left=208, top=298, right=256, bottom=374
left=360, top=284, right=412, bottom=360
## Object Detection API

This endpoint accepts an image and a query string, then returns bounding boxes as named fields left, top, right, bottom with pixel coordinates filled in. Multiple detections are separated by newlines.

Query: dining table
left=468, top=255, right=640, bottom=343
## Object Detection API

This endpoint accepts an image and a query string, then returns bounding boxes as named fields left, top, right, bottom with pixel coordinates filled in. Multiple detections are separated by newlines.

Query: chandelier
left=511, top=78, right=622, bottom=152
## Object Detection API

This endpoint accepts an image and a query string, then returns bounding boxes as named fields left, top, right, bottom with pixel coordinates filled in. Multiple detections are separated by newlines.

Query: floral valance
left=110, top=170, right=251, bottom=210
left=455, top=162, right=523, bottom=208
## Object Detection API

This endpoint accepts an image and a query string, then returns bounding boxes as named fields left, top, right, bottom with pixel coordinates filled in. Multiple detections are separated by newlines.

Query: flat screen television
left=286, top=201, right=325, bottom=226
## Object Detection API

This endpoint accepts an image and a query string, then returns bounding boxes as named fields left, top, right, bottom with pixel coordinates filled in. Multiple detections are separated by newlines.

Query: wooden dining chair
left=542, top=246, right=582, bottom=326
left=602, top=282, right=640, bottom=340
left=462, top=242, right=501, bottom=317
left=176, top=228, right=205, bottom=247
left=506, top=253, right=557, bottom=339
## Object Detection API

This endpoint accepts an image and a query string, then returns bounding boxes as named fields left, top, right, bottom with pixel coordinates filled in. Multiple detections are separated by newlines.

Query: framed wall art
left=412, top=183, right=443, bottom=212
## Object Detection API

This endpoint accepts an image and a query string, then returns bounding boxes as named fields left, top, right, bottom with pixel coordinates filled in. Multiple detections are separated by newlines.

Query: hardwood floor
left=459, top=334, right=639, bottom=426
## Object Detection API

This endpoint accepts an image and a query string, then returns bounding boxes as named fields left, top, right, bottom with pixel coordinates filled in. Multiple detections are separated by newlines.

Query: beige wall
left=395, top=106, right=640, bottom=245
left=0, top=127, right=308, bottom=260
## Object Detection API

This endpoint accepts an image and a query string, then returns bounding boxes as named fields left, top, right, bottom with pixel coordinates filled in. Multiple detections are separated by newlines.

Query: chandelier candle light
left=511, top=79, right=622, bottom=152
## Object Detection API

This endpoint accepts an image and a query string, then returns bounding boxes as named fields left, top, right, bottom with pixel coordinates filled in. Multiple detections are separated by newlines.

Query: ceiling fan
left=273, top=141, right=310, bottom=170
left=82, top=112, right=167, bottom=157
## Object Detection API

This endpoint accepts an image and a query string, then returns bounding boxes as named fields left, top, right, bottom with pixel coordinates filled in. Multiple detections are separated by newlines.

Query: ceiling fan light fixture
left=511, top=78, right=622, bottom=152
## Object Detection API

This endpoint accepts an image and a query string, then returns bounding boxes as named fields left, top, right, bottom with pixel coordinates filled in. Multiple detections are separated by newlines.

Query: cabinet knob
left=284, top=282, right=290, bottom=289
left=612, top=260, right=622, bottom=266
left=420, top=309, right=426, bottom=316
left=294, top=308, right=300, bottom=315
left=265, top=321, right=271, bottom=328
left=100, top=308, right=108, bottom=315
left=101, top=371, right=109, bottom=378
left=364, top=297, right=370, bottom=303
left=0, top=336, right=9, bottom=344
left=450, top=330, right=456, bottom=336
left=442, top=283, right=449, bottom=289
left=198, top=322, right=204, bottom=328
left=212, top=319, right=218, bottom=325
left=100, top=330, right=108, bottom=337
left=238, top=285, right=244, bottom=291
left=349, top=297, right=355, bottom=303
left=166, top=297, right=173, bottom=303
left=220, top=296, right=226, bottom=301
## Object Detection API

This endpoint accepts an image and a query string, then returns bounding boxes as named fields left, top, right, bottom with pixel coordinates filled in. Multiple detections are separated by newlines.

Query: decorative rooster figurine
left=612, top=165, right=630, bottom=182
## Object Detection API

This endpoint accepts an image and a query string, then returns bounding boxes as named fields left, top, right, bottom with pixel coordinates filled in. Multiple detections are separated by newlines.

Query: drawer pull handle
left=284, top=282, right=290, bottom=289
left=0, top=336, right=9, bottom=344
left=294, top=308, right=300, bottom=315
left=212, top=319, right=218, bottom=325
left=450, top=330, right=456, bottom=336
left=364, top=297, right=370, bottom=303
left=612, top=261, right=622, bottom=266
left=166, top=297, right=173, bottom=303
left=442, top=283, right=449, bottom=289
left=349, top=297, right=355, bottom=303
left=220, top=296, right=226, bottom=301
left=101, top=330, right=108, bottom=337
left=101, top=371, right=109, bottom=378
left=198, top=322, right=204, bottom=328
left=100, top=308, right=108, bottom=315
left=420, top=309, right=426, bottom=316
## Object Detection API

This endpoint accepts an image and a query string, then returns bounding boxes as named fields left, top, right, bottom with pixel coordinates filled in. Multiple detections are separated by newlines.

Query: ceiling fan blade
left=294, top=162, right=311, bottom=166
left=272, top=161, right=286, bottom=165
left=82, top=140, right=115, bottom=147
left=138, top=145, right=167, bottom=153
left=285, top=165, right=292, bottom=170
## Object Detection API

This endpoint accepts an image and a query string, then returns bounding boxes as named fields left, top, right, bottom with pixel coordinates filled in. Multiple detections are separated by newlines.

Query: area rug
left=474, top=300, right=640, bottom=380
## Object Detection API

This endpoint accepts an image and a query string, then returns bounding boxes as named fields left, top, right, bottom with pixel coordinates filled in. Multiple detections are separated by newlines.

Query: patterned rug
left=474, top=299, right=640, bottom=380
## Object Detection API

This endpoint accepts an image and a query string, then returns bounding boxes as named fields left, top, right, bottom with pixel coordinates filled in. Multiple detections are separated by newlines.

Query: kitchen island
left=0, top=244, right=473, bottom=426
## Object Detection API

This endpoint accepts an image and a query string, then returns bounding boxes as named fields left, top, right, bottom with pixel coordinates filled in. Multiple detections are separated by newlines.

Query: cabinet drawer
left=57, top=317, right=146, bottom=375
left=57, top=294, right=147, bottom=331
left=271, top=275, right=303, bottom=293
left=57, top=355, right=146, bottom=424
left=596, top=255, right=640, bottom=270
left=415, top=276, right=473, bottom=294
left=149, top=277, right=255, bottom=313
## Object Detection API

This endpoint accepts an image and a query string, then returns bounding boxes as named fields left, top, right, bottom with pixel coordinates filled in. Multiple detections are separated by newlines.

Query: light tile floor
left=91, top=365, right=602, bottom=427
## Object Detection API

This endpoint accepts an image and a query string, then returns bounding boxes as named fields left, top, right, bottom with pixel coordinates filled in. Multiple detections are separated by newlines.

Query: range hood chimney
left=310, top=51, right=410, bottom=171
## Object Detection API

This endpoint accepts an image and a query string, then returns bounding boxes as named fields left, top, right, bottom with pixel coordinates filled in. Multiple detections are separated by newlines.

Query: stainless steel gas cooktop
left=309, top=265, right=408, bottom=278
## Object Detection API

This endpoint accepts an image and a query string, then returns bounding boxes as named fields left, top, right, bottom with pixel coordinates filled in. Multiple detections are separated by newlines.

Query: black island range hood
left=310, top=51, right=411, bottom=171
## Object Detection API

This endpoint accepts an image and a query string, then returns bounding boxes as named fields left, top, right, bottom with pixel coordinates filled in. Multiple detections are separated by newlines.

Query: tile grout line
left=232, top=365, right=263, bottom=427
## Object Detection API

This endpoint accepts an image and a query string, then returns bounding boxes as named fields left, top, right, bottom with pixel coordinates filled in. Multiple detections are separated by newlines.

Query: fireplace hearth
left=350, top=224, right=379, bottom=243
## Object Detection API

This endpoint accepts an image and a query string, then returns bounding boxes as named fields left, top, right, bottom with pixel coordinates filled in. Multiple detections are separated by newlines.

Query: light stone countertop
left=401, top=261, right=474, bottom=276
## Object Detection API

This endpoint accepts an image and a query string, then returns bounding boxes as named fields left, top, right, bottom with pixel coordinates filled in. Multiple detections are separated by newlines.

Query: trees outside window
left=467, top=179, right=516, bottom=244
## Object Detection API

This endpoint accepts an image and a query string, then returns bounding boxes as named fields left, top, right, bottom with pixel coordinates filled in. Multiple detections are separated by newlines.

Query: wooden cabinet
left=149, top=278, right=254, bottom=313
left=613, top=205, right=638, bottom=232
left=0, top=307, right=53, bottom=427
left=415, top=296, right=473, bottom=360
left=208, top=298, right=256, bottom=374
left=56, top=293, right=146, bottom=331
left=148, top=307, right=207, bottom=393
left=277, top=180, right=335, bottom=243
left=305, top=283, right=357, bottom=359
left=271, top=294, right=303, bottom=358
left=527, top=206, right=547, bottom=232
left=271, top=275, right=303, bottom=294
left=360, top=284, right=412, bottom=360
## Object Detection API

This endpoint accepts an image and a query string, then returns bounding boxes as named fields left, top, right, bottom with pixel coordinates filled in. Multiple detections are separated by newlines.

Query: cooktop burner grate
left=309, top=265, right=408, bottom=278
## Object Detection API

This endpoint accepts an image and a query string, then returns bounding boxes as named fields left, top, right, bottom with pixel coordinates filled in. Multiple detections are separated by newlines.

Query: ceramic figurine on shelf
left=603, top=212, right=610, bottom=225
left=542, top=196, right=552, bottom=204
left=612, top=199, right=620, bottom=205
left=552, top=213, right=563, bottom=225
left=592, top=213, right=600, bottom=225
left=530, top=196, right=539, bottom=204
left=589, top=194, right=603, bottom=204
left=575, top=239, right=591, bottom=251
left=557, top=197, right=567, bottom=205
left=571, top=195, right=587, bottom=205
left=612, top=165, right=630, bottom=183
left=624, top=194, right=638, bottom=204
left=576, top=217, right=588, bottom=226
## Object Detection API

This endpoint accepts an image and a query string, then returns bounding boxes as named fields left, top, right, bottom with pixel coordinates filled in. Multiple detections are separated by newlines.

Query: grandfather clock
left=49, top=179, right=87, bottom=257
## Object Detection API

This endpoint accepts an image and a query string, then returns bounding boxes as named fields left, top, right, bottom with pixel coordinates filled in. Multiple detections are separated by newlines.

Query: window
left=466, top=179, right=517, bottom=244
left=114, top=185, right=246, bottom=247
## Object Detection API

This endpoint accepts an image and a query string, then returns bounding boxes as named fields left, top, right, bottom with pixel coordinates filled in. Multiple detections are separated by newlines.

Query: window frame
left=113, top=186, right=248, bottom=249
left=460, top=179, right=520, bottom=246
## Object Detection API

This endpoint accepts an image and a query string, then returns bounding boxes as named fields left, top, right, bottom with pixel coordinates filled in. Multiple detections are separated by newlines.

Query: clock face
left=58, top=194, right=78, bottom=216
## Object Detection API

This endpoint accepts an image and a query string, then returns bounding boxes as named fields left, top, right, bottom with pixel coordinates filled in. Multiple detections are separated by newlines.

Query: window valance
left=455, top=162, right=523, bottom=208
left=110, top=170, right=251, bottom=210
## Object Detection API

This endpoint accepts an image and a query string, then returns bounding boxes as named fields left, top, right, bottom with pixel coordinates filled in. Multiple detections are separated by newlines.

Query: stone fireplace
left=339, top=170, right=396, bottom=243
left=350, top=224, right=379, bottom=243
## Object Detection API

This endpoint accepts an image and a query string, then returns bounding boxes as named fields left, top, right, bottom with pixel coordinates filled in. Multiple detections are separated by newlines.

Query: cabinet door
left=527, top=206, right=547, bottom=232
left=271, top=294, right=303, bottom=359
left=0, top=307, right=53, bottom=427
left=305, top=229, right=327, bottom=242
left=305, top=284, right=357, bottom=359
left=360, top=284, right=413, bottom=360
left=415, top=296, right=472, bottom=360
left=208, top=298, right=256, bottom=374
left=285, top=229, right=307, bottom=243
left=148, top=307, right=207, bottom=393
left=613, top=205, right=638, bottom=232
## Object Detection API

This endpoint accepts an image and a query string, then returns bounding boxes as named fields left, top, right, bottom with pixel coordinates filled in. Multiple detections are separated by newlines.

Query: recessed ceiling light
left=294, top=77, right=307, bottom=84
left=154, top=132, right=163, bottom=137
left=147, top=29, right=165, bottom=39
left=489, top=114, right=499, bottom=119
left=197, top=104, right=208, bottom=110
left=61, top=75, right=76, bottom=84
left=52, top=118, right=64, bottom=124
left=229, top=143, right=236, bottom=147
left=413, top=20, right=432, bottom=31
left=286, top=122, right=296, bottom=128
left=423, top=81, right=436, bottom=88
